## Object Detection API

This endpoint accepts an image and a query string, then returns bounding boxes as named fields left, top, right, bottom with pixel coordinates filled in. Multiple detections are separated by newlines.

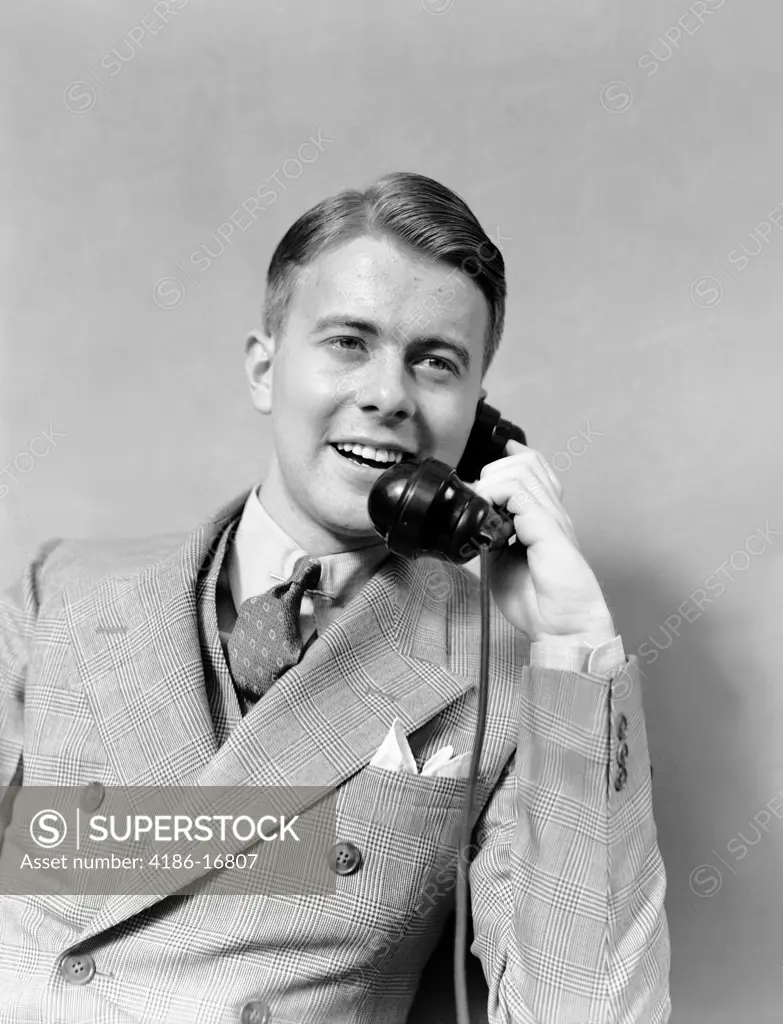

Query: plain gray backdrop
left=3, top=1, right=782, bottom=1021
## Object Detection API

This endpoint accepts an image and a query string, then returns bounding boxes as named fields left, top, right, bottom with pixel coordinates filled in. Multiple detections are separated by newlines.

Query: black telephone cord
left=453, top=543, right=492, bottom=1024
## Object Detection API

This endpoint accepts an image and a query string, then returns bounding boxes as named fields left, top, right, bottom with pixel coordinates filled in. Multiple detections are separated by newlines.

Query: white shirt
left=222, top=485, right=391, bottom=646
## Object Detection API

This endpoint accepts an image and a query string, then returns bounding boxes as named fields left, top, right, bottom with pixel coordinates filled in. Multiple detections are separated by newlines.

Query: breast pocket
left=333, top=765, right=469, bottom=940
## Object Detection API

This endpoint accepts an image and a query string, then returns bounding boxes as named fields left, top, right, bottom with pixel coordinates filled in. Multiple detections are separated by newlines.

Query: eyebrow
left=312, top=315, right=472, bottom=372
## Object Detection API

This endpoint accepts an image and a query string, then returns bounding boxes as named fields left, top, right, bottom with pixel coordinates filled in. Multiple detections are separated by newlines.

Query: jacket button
left=59, top=953, right=96, bottom=985
left=329, top=841, right=362, bottom=876
left=614, top=764, right=628, bottom=792
left=617, top=714, right=628, bottom=742
left=240, top=998, right=270, bottom=1023
left=79, top=782, right=105, bottom=813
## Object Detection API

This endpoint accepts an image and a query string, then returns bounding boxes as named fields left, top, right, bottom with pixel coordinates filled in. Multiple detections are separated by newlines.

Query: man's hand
left=469, top=439, right=616, bottom=644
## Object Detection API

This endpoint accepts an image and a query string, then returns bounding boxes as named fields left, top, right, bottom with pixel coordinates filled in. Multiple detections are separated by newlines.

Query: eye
left=329, top=336, right=365, bottom=351
left=418, top=355, right=458, bottom=375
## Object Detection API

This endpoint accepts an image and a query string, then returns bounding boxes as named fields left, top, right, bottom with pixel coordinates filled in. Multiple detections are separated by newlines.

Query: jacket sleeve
left=468, top=648, right=671, bottom=1023
left=0, top=540, right=61, bottom=789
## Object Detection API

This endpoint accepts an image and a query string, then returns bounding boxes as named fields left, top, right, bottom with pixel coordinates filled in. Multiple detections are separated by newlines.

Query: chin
left=334, top=511, right=377, bottom=538
left=307, top=497, right=373, bottom=537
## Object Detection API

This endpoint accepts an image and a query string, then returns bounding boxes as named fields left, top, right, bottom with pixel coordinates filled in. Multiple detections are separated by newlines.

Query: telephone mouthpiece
left=368, top=458, right=515, bottom=563
left=367, top=459, right=417, bottom=520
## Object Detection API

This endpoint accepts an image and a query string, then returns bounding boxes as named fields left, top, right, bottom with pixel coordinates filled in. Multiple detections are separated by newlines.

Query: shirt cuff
left=530, top=634, right=626, bottom=678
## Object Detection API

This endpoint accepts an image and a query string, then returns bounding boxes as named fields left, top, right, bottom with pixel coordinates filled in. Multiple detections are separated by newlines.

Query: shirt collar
left=225, top=484, right=391, bottom=609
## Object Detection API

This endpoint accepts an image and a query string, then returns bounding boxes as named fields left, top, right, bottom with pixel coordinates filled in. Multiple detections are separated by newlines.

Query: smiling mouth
left=330, top=443, right=414, bottom=470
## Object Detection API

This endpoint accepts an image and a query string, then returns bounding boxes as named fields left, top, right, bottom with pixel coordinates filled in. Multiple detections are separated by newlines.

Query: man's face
left=248, top=233, right=490, bottom=551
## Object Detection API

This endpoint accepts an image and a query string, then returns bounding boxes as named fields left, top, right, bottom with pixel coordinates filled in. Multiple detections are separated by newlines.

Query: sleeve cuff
left=530, top=635, right=626, bottom=678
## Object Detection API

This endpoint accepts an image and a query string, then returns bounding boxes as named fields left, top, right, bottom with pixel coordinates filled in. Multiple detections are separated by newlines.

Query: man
left=0, top=172, right=670, bottom=1022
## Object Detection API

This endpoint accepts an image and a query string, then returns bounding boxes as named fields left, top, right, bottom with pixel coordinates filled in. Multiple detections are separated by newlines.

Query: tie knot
left=288, top=557, right=322, bottom=593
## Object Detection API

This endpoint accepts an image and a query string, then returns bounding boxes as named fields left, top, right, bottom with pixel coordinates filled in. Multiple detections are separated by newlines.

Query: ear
left=244, top=330, right=276, bottom=414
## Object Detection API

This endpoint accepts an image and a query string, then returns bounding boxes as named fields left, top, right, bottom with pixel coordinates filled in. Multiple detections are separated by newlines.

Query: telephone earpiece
left=367, top=398, right=526, bottom=563
left=455, top=397, right=527, bottom=482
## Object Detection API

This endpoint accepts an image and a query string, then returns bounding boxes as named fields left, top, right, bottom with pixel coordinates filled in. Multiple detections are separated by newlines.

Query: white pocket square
left=369, top=718, right=471, bottom=779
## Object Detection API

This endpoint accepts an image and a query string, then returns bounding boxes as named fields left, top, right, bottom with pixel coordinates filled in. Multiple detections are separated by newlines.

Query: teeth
left=335, top=443, right=406, bottom=463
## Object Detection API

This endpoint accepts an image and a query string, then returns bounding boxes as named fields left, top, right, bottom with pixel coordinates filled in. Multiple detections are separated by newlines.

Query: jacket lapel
left=65, top=492, right=248, bottom=791
left=67, top=491, right=477, bottom=945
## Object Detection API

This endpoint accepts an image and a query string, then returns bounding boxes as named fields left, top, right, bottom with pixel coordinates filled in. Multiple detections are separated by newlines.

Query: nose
left=355, top=343, right=416, bottom=422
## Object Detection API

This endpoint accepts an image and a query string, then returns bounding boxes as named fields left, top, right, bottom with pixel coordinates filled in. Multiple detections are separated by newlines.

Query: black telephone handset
left=368, top=395, right=527, bottom=564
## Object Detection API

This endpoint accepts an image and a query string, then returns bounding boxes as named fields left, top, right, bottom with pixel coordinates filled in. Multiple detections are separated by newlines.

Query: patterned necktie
left=227, top=556, right=322, bottom=707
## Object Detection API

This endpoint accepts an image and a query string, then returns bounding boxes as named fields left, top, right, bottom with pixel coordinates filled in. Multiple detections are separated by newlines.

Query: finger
left=476, top=459, right=566, bottom=522
left=503, top=438, right=529, bottom=457
left=483, top=444, right=583, bottom=550
left=482, top=440, right=537, bottom=474
left=502, top=439, right=564, bottom=499
left=504, top=499, right=574, bottom=550
left=475, top=464, right=578, bottom=548
left=512, top=492, right=579, bottom=549
left=536, top=455, right=563, bottom=499
left=492, top=463, right=579, bottom=549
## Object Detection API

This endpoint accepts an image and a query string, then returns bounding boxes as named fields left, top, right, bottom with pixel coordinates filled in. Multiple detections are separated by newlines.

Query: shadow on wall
left=607, top=560, right=764, bottom=1024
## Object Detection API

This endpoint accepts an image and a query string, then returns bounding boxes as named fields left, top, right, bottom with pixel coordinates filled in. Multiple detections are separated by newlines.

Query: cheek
left=273, top=365, right=336, bottom=443
left=436, top=407, right=475, bottom=460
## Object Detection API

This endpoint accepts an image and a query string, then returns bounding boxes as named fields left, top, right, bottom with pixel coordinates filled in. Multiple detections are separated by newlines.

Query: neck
left=257, top=466, right=385, bottom=556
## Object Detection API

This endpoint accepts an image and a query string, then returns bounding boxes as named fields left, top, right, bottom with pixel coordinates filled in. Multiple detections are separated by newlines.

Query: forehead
left=288, top=234, right=489, bottom=341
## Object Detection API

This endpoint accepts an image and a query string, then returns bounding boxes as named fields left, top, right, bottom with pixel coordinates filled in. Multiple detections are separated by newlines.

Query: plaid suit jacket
left=0, top=490, right=670, bottom=1024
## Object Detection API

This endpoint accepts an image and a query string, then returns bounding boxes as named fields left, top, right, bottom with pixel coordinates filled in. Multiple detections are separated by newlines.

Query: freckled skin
left=244, top=235, right=489, bottom=554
